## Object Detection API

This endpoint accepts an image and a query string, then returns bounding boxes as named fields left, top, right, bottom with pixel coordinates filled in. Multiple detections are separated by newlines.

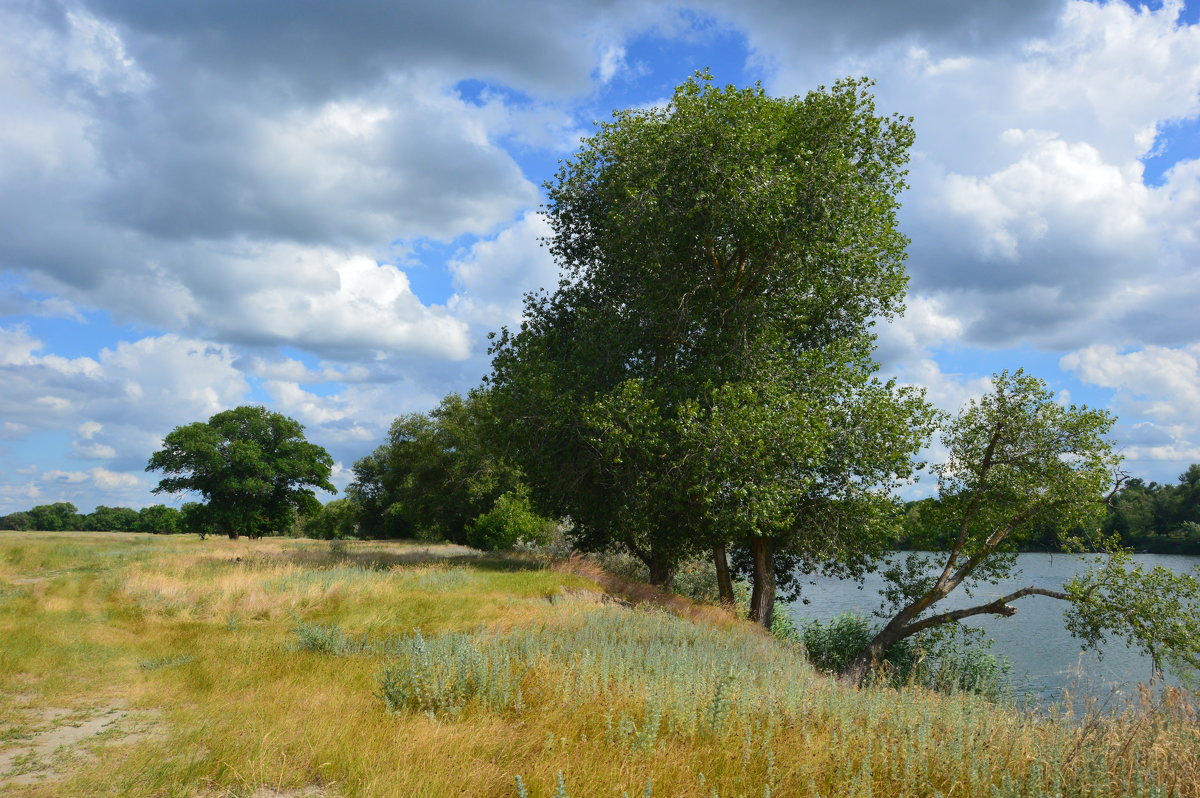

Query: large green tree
left=146, top=406, right=335, bottom=539
left=488, top=73, right=933, bottom=624
left=27, top=502, right=83, bottom=531
left=347, top=391, right=523, bottom=542
left=135, top=504, right=182, bottom=534
left=85, top=505, right=140, bottom=532
left=841, top=371, right=1200, bottom=685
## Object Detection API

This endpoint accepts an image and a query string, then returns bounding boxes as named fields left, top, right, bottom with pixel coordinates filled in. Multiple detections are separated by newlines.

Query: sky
left=1, top=0, right=1199, bottom=514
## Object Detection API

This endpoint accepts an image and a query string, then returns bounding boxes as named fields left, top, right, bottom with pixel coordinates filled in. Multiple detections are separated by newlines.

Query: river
left=780, top=552, right=1200, bottom=706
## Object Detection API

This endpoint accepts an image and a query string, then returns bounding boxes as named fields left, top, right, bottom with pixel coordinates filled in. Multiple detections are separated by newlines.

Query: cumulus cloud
left=0, top=2, right=577, bottom=363
left=188, top=246, right=473, bottom=360
left=1062, top=343, right=1200, bottom=472
left=874, top=294, right=967, bottom=367
left=1062, top=343, right=1200, bottom=427
left=0, top=328, right=250, bottom=461
left=4, top=0, right=1200, bottom=508
left=751, top=0, right=1200, bottom=352
left=71, top=441, right=118, bottom=460
left=448, top=213, right=561, bottom=329
left=25, top=465, right=145, bottom=508
left=700, top=0, right=1065, bottom=76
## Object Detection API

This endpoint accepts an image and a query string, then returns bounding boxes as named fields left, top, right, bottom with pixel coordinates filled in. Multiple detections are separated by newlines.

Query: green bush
left=465, top=489, right=551, bottom=551
left=301, top=498, right=360, bottom=540
left=800, top=613, right=917, bottom=677
left=798, top=612, right=1011, bottom=699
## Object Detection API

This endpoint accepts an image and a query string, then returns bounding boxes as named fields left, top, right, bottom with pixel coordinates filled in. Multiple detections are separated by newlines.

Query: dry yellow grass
left=0, top=531, right=1196, bottom=797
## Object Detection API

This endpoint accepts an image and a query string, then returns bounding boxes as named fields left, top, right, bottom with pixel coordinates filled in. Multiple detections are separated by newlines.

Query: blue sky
left=1, top=0, right=1199, bottom=513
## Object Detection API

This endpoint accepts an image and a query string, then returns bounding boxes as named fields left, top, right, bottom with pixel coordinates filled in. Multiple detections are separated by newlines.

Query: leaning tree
left=147, top=405, right=335, bottom=539
left=840, top=370, right=1200, bottom=686
left=488, top=72, right=934, bottom=624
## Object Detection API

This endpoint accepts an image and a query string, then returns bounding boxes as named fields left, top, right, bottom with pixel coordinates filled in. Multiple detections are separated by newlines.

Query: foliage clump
left=466, top=489, right=553, bottom=551
left=799, top=612, right=1011, bottom=699
left=347, top=392, right=525, bottom=543
left=146, top=405, right=335, bottom=539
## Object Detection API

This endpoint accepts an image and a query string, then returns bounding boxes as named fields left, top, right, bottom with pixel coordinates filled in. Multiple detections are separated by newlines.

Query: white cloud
left=890, top=358, right=994, bottom=416
left=1061, top=343, right=1200, bottom=426
left=874, top=294, right=967, bottom=367
left=57, top=10, right=150, bottom=95
left=597, top=45, right=628, bottom=83
left=4, top=0, right=1200, bottom=505
left=0, top=329, right=250, bottom=453
left=239, top=356, right=371, bottom=385
left=90, top=467, right=143, bottom=491
left=447, top=213, right=561, bottom=329
left=937, top=133, right=1151, bottom=266
left=750, top=0, right=1200, bottom=352
left=0, top=8, right=547, bottom=363
left=0, top=481, right=40, bottom=505
left=72, top=442, right=118, bottom=460
left=1062, top=343, right=1200, bottom=467
left=42, top=470, right=89, bottom=485
left=190, top=245, right=473, bottom=360
left=30, top=466, right=144, bottom=507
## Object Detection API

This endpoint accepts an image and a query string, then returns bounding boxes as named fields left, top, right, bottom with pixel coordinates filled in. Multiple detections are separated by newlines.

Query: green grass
left=0, top=531, right=1196, bottom=797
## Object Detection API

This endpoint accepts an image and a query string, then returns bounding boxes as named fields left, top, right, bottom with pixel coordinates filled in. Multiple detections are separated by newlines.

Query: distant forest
left=901, top=464, right=1200, bottom=555
left=0, top=502, right=192, bottom=535
left=4, top=464, right=1199, bottom=555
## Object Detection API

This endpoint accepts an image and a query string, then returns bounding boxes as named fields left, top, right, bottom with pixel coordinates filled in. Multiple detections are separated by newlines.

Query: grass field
left=0, top=532, right=1196, bottom=797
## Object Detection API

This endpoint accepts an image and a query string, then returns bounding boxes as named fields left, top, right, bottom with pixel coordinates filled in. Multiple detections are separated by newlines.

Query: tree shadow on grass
left=246, top=545, right=549, bottom=574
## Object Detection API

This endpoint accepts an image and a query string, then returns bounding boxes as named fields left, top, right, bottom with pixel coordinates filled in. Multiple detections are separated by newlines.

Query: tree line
left=899, top=464, right=1200, bottom=555
left=0, top=501, right=202, bottom=534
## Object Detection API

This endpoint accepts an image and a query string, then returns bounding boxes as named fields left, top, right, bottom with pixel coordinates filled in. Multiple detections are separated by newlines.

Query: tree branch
left=655, top=335, right=703, bottom=353
left=901, top=585, right=1073, bottom=637
left=935, top=423, right=1006, bottom=592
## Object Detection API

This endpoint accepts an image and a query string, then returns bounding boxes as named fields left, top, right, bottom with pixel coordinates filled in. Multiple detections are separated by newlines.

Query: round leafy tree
left=147, top=406, right=335, bottom=539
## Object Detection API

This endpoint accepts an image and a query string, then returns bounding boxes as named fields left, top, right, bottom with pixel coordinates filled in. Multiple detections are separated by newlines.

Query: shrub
left=800, top=613, right=915, bottom=677
left=301, top=498, right=360, bottom=540
left=376, top=631, right=525, bottom=717
left=465, top=489, right=552, bottom=551
left=798, top=612, right=1011, bottom=698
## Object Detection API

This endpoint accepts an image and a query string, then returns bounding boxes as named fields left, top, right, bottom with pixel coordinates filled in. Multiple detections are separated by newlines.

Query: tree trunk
left=713, top=542, right=735, bottom=607
left=645, top=544, right=676, bottom=590
left=840, top=625, right=905, bottom=686
left=227, top=529, right=239, bottom=540
left=838, top=584, right=1074, bottom=686
left=747, top=535, right=775, bottom=628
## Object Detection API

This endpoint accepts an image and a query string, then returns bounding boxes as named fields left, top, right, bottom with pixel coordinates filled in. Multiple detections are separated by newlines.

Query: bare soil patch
left=0, top=702, right=161, bottom=789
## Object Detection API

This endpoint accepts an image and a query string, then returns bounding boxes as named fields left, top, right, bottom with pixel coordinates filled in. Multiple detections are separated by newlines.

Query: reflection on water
left=781, top=553, right=1200, bottom=705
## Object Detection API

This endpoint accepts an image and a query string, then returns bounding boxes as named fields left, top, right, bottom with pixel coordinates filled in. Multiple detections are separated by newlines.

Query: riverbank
left=1, top=532, right=1196, bottom=796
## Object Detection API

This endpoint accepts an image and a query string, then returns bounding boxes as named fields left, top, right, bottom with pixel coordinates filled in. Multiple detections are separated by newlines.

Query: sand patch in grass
left=0, top=702, right=162, bottom=789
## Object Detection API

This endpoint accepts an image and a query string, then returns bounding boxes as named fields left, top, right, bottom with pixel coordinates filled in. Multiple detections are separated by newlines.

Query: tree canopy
left=1100, top=467, right=1200, bottom=553
left=347, top=391, right=524, bottom=543
left=146, top=406, right=335, bottom=539
left=488, top=72, right=933, bottom=625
